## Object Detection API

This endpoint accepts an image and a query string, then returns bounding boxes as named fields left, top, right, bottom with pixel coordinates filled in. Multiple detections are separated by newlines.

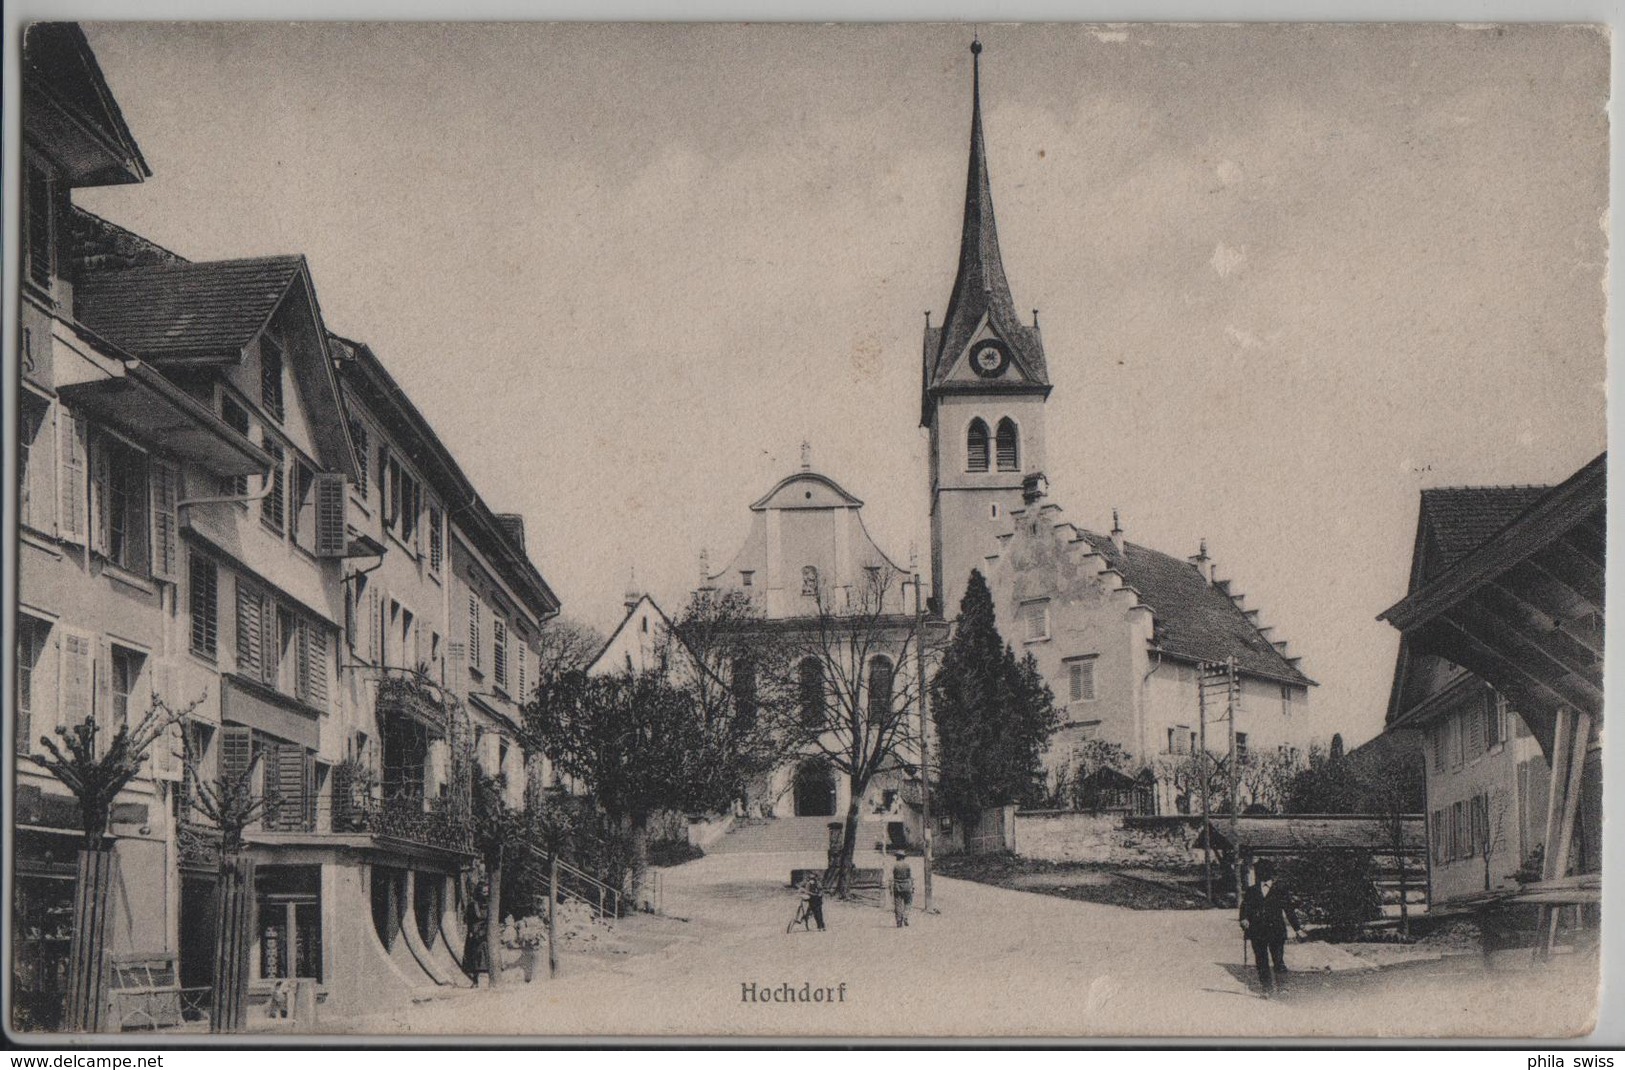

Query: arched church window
left=799, top=657, right=825, bottom=728
left=867, top=656, right=894, bottom=724
left=966, top=419, right=990, bottom=473
left=996, top=418, right=1020, bottom=472
left=801, top=565, right=819, bottom=596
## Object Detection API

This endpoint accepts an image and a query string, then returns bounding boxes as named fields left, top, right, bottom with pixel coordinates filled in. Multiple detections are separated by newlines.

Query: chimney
left=1021, top=472, right=1049, bottom=505
left=495, top=513, right=526, bottom=553
left=1188, top=538, right=1214, bottom=586
left=1110, top=509, right=1124, bottom=554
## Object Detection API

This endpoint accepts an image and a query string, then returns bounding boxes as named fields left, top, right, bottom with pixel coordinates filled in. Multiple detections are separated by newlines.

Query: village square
left=9, top=22, right=1605, bottom=1040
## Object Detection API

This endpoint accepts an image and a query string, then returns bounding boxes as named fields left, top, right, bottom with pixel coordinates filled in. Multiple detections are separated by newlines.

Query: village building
left=1380, top=458, right=1603, bottom=932
left=920, top=42, right=1314, bottom=808
left=14, top=23, right=559, bottom=1029
left=705, top=457, right=923, bottom=824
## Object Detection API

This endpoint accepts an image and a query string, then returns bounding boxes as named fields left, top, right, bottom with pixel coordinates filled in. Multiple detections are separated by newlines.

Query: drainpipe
left=175, top=463, right=279, bottom=511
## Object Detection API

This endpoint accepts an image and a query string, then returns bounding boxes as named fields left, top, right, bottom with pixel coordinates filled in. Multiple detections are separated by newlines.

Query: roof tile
left=75, top=255, right=305, bottom=359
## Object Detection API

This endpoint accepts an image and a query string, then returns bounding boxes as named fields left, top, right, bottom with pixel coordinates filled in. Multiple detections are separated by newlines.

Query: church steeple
left=922, top=38, right=1050, bottom=426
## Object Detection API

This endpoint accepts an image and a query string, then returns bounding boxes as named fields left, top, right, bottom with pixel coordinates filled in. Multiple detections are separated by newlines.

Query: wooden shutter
left=59, top=407, right=88, bottom=544
left=150, top=665, right=182, bottom=781
left=469, top=594, right=482, bottom=670
left=368, top=589, right=381, bottom=664
left=236, top=582, right=263, bottom=678
left=314, top=473, right=347, bottom=557
left=94, top=638, right=113, bottom=744
left=60, top=632, right=95, bottom=733
left=89, top=434, right=111, bottom=556
left=305, top=626, right=329, bottom=710
left=270, top=743, right=307, bottom=830
left=149, top=460, right=180, bottom=583
left=220, top=725, right=253, bottom=783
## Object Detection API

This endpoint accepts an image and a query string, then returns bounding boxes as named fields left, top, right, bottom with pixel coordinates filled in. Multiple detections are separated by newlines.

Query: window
left=1067, top=658, right=1097, bottom=703
left=255, top=866, right=321, bottom=981
left=867, top=657, right=894, bottom=724
left=1022, top=599, right=1050, bottom=642
left=1451, top=800, right=1467, bottom=860
left=428, top=506, right=444, bottom=574
left=799, top=658, right=825, bottom=728
left=1449, top=713, right=1464, bottom=770
left=384, top=457, right=421, bottom=546
left=1235, top=731, right=1249, bottom=764
left=262, top=439, right=286, bottom=533
left=966, top=418, right=990, bottom=473
left=260, top=331, right=285, bottom=423
left=17, top=616, right=50, bottom=754
left=18, top=394, right=51, bottom=532
left=1280, top=685, right=1293, bottom=718
left=740, top=571, right=753, bottom=587
left=515, top=641, right=526, bottom=700
left=801, top=566, right=819, bottom=597
left=110, top=647, right=144, bottom=732
left=23, top=159, right=54, bottom=290
left=468, top=594, right=482, bottom=672
left=1430, top=723, right=1444, bottom=772
left=99, top=435, right=151, bottom=573
left=1431, top=810, right=1446, bottom=865
left=276, top=607, right=299, bottom=695
left=1487, top=690, right=1509, bottom=749
left=191, top=554, right=219, bottom=658
left=1466, top=698, right=1485, bottom=760
left=1167, top=725, right=1192, bottom=756
left=990, top=503, right=1001, bottom=520
left=220, top=395, right=251, bottom=496
left=995, top=418, right=1020, bottom=472
left=493, top=620, right=509, bottom=691
left=348, top=420, right=370, bottom=498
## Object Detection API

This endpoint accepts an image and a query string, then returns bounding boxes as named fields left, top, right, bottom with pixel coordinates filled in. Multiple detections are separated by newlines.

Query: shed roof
left=1194, top=815, right=1426, bottom=856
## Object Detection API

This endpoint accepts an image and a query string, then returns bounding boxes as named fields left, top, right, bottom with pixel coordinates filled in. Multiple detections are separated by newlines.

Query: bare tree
left=778, top=571, right=929, bottom=897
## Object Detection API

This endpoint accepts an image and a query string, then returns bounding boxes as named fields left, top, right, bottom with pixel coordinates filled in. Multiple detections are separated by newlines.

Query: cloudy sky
left=77, top=22, right=1607, bottom=747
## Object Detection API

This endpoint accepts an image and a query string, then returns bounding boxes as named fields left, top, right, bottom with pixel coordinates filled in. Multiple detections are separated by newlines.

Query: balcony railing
left=182, top=795, right=472, bottom=855
left=375, top=672, right=451, bottom=734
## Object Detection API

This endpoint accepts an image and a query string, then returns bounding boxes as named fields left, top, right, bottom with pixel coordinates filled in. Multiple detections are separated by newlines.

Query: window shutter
left=304, top=752, right=318, bottom=830
left=150, top=665, right=182, bottom=781
left=517, top=644, right=527, bottom=701
left=469, top=594, right=482, bottom=671
left=88, top=434, right=110, bottom=556
left=294, top=616, right=312, bottom=702
left=237, top=582, right=263, bottom=678
left=60, top=632, right=95, bottom=735
left=315, top=473, right=347, bottom=557
left=220, top=725, right=253, bottom=783
left=369, top=589, right=381, bottom=664
left=306, top=626, right=328, bottom=710
left=271, top=744, right=307, bottom=830
left=58, top=407, right=87, bottom=544
left=149, top=459, right=180, bottom=582
left=966, top=420, right=989, bottom=472
left=94, top=638, right=113, bottom=745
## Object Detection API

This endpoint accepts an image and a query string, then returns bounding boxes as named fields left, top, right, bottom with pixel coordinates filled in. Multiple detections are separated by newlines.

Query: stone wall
left=1014, top=810, right=1202, bottom=867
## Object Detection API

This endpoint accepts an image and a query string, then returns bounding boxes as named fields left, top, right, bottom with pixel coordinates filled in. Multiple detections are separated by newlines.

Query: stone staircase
left=709, top=815, right=898, bottom=855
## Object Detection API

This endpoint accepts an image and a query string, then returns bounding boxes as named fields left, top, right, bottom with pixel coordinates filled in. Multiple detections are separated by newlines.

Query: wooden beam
left=1470, top=586, right=1603, bottom=689
left=1533, top=708, right=1574, bottom=962
left=1544, top=710, right=1593, bottom=956
left=1432, top=612, right=1602, bottom=713
left=1491, top=568, right=1597, bottom=642
left=1527, top=541, right=1604, bottom=609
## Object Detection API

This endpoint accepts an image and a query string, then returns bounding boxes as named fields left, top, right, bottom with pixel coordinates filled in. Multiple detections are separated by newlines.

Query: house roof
left=1194, top=815, right=1426, bottom=856
left=74, top=256, right=306, bottom=361
left=922, top=44, right=1048, bottom=424
left=1413, top=486, right=1552, bottom=588
left=1074, top=529, right=1313, bottom=686
left=23, top=23, right=149, bottom=186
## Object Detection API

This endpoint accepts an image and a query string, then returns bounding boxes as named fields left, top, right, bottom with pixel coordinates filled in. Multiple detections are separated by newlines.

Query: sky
left=75, top=22, right=1608, bottom=748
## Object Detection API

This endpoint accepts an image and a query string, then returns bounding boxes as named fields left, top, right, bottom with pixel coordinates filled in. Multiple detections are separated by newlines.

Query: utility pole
left=1227, top=656, right=1241, bottom=908
left=1198, top=663, right=1212, bottom=904
left=912, top=572, right=934, bottom=913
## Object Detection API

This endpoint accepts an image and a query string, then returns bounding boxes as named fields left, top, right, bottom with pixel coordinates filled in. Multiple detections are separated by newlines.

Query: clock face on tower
left=970, top=339, right=1011, bottom=379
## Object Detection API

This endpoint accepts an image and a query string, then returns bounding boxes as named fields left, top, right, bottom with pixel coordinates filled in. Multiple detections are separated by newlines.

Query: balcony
left=375, top=673, right=451, bottom=734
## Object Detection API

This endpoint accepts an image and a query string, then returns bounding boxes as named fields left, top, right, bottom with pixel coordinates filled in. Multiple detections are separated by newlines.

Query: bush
left=648, top=838, right=704, bottom=868
left=1281, top=852, right=1382, bottom=939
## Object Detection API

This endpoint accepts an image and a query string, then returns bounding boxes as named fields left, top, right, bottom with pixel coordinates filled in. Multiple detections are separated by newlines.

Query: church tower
left=924, top=40, right=1053, bottom=617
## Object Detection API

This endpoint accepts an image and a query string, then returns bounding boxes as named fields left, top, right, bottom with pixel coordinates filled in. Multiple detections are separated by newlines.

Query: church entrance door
left=792, top=758, right=837, bottom=817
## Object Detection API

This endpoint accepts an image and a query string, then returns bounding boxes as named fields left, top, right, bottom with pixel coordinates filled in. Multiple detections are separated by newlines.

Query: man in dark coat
left=1238, top=860, right=1303, bottom=997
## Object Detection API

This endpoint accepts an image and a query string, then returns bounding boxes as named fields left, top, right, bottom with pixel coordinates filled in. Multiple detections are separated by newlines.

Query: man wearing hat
left=1238, top=859, right=1303, bottom=997
left=890, top=852, right=915, bottom=928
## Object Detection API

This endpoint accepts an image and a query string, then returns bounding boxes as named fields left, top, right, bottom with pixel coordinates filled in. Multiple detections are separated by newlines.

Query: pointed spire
left=923, top=36, right=1050, bottom=413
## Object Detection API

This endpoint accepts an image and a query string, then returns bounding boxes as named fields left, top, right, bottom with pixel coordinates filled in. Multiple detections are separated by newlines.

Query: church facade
left=919, top=42, right=1315, bottom=811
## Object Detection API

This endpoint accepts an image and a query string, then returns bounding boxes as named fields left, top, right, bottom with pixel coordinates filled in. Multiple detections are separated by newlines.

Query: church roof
left=1074, top=529, right=1313, bottom=686
left=922, top=42, right=1049, bottom=424
left=75, top=255, right=308, bottom=361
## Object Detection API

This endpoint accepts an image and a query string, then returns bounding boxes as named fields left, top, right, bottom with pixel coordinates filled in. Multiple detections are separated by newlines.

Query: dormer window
left=966, top=418, right=990, bottom=473
left=260, top=330, right=286, bottom=423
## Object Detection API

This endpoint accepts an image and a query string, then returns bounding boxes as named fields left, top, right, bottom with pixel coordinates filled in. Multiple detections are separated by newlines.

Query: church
left=920, top=41, right=1315, bottom=811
